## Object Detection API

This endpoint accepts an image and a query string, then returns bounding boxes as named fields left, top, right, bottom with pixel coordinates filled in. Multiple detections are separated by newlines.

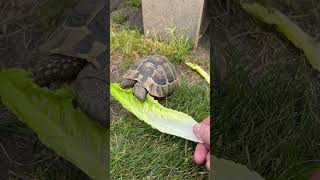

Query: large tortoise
left=32, top=0, right=108, bottom=127
left=121, top=55, right=180, bottom=101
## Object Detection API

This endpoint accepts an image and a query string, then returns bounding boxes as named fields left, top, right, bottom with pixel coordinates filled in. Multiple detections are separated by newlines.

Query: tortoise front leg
left=73, top=62, right=108, bottom=127
left=133, top=82, right=147, bottom=102
left=32, top=54, right=86, bottom=87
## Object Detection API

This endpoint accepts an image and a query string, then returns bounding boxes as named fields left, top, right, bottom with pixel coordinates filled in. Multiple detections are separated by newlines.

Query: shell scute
left=123, top=55, right=180, bottom=97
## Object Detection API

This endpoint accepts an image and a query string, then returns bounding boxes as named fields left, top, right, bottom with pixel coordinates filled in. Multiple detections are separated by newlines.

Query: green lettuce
left=241, top=1, right=320, bottom=72
left=212, top=156, right=265, bottom=179
left=185, top=62, right=210, bottom=84
left=110, top=83, right=201, bottom=143
left=0, top=69, right=107, bottom=180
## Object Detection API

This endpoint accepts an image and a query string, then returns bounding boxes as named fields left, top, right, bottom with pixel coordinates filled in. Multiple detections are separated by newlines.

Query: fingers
left=206, top=153, right=210, bottom=171
left=193, top=117, right=211, bottom=171
left=202, top=116, right=210, bottom=125
left=194, top=143, right=208, bottom=164
left=309, top=172, right=320, bottom=180
left=193, top=123, right=210, bottom=145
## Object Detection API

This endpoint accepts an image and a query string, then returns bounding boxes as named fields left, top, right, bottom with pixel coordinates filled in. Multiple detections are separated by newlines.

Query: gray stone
left=111, top=7, right=143, bottom=30
left=110, top=0, right=125, bottom=11
left=141, top=0, right=207, bottom=47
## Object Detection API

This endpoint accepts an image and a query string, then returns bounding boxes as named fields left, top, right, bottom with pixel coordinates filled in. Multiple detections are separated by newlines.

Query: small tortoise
left=32, top=0, right=108, bottom=127
left=121, top=55, right=180, bottom=101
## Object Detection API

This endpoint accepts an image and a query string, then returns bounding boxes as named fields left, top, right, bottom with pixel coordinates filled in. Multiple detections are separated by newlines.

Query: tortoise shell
left=123, top=55, right=180, bottom=97
left=38, top=0, right=107, bottom=65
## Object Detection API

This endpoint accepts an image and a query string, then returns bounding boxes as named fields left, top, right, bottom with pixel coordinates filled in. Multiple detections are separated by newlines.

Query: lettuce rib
left=241, top=2, right=320, bottom=72
left=185, top=62, right=210, bottom=84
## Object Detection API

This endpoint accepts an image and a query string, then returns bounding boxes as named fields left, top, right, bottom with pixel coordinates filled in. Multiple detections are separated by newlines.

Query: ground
left=211, top=0, right=320, bottom=179
left=110, top=0, right=210, bottom=179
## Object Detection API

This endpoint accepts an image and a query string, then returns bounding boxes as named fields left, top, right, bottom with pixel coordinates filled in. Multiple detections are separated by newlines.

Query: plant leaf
left=240, top=1, right=320, bottom=72
left=212, top=156, right=265, bottom=180
left=0, top=69, right=108, bottom=180
left=110, top=83, right=201, bottom=143
left=185, top=62, right=210, bottom=84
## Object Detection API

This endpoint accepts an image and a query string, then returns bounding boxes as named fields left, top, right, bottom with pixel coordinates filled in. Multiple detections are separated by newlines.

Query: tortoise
left=120, top=55, right=180, bottom=101
left=32, top=0, right=108, bottom=127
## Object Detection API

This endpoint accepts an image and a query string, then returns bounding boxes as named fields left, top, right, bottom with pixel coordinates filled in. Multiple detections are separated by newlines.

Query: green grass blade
left=110, top=83, right=201, bottom=143
left=185, top=62, right=210, bottom=84
left=241, top=2, right=320, bottom=72
left=0, top=69, right=107, bottom=180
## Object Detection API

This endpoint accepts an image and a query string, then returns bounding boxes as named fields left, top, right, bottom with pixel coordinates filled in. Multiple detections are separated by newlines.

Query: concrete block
left=110, top=0, right=125, bottom=11
left=142, top=0, right=207, bottom=47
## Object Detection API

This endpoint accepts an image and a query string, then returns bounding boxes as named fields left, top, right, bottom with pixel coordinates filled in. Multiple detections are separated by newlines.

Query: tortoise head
left=133, top=82, right=147, bottom=102
left=120, top=78, right=136, bottom=89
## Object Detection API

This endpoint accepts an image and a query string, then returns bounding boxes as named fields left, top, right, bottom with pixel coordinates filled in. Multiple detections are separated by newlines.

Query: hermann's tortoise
left=121, top=55, right=180, bottom=101
left=32, top=0, right=108, bottom=127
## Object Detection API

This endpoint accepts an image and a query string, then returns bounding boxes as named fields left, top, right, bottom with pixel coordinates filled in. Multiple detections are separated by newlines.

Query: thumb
left=193, top=123, right=210, bottom=145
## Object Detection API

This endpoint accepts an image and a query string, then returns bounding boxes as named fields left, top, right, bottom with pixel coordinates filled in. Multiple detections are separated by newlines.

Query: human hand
left=193, top=117, right=210, bottom=171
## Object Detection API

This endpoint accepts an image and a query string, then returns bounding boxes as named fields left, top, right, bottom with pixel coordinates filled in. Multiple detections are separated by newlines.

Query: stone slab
left=141, top=0, right=207, bottom=47
left=110, top=0, right=125, bottom=11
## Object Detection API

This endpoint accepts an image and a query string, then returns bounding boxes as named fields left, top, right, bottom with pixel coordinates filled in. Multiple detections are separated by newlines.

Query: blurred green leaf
left=0, top=69, right=107, bottom=180
left=212, top=156, right=265, bottom=180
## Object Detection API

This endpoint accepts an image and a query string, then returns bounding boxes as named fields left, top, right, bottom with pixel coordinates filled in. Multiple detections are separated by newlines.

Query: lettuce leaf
left=110, top=83, right=201, bottom=143
left=212, top=156, right=265, bottom=179
left=241, top=2, right=320, bottom=72
left=0, top=69, right=108, bottom=180
left=185, top=62, right=210, bottom=84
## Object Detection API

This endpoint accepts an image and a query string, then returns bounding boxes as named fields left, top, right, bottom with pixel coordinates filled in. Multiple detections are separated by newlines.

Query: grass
left=111, top=116, right=208, bottom=179
left=111, top=11, right=128, bottom=25
left=213, top=58, right=320, bottom=179
left=0, top=122, right=90, bottom=180
left=119, top=0, right=142, bottom=8
left=165, top=80, right=210, bottom=121
left=110, top=80, right=209, bottom=179
left=111, top=24, right=194, bottom=66
left=34, top=0, right=76, bottom=31
left=110, top=19, right=209, bottom=179
left=31, top=158, right=90, bottom=180
left=211, top=1, right=320, bottom=179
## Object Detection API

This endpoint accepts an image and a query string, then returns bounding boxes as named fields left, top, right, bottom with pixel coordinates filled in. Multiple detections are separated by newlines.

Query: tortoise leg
left=133, top=82, right=147, bottom=102
left=73, top=61, right=108, bottom=127
left=32, top=54, right=86, bottom=87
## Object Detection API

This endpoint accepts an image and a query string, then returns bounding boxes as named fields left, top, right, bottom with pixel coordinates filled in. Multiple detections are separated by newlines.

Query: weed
left=111, top=11, right=128, bottom=25
left=119, top=0, right=142, bottom=8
